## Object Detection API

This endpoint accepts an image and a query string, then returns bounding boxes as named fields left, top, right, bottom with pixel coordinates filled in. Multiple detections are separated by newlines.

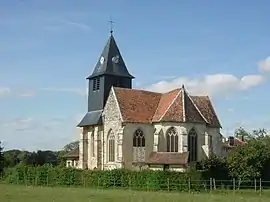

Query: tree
left=227, top=138, right=270, bottom=180
left=235, top=127, right=251, bottom=140
left=197, top=155, right=229, bottom=180
left=235, top=127, right=267, bottom=141
left=63, top=141, right=79, bottom=153
left=0, top=141, right=4, bottom=175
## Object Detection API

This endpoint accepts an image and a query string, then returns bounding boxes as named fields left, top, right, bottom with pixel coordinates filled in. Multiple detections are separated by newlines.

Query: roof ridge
left=181, top=87, right=186, bottom=122
left=114, top=87, right=163, bottom=95
left=183, top=88, right=209, bottom=124
left=157, top=89, right=182, bottom=122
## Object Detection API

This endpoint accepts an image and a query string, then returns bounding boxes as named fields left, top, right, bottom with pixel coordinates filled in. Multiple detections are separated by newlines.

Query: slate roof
left=113, top=86, right=222, bottom=128
left=146, top=152, right=189, bottom=165
left=77, top=110, right=103, bottom=127
left=64, top=147, right=79, bottom=159
left=87, top=35, right=134, bottom=79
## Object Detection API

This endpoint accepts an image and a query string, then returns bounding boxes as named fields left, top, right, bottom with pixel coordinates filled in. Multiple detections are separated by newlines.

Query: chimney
left=240, top=135, right=244, bottom=142
left=228, top=136, right=234, bottom=146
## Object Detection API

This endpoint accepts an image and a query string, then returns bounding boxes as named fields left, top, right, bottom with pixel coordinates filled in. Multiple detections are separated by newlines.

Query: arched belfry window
left=166, top=127, right=178, bottom=152
left=133, top=129, right=145, bottom=147
left=188, top=128, right=198, bottom=162
left=108, top=130, right=115, bottom=162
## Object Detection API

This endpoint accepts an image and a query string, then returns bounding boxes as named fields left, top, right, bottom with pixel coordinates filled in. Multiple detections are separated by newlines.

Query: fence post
left=213, top=178, right=216, bottom=190
left=24, top=171, right=27, bottom=186
left=259, top=178, right=262, bottom=196
left=46, top=172, right=49, bottom=187
left=255, top=179, right=257, bottom=192
left=188, top=178, right=191, bottom=194
left=167, top=178, right=170, bottom=192
left=233, top=178, right=236, bottom=192
left=210, top=178, right=212, bottom=193
left=34, top=173, right=37, bottom=186
left=129, top=176, right=131, bottom=191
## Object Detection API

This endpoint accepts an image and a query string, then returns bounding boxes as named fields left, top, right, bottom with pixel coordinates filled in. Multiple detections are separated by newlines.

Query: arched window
left=133, top=129, right=145, bottom=147
left=108, top=130, right=115, bottom=162
left=166, top=127, right=178, bottom=152
left=188, top=128, right=197, bottom=162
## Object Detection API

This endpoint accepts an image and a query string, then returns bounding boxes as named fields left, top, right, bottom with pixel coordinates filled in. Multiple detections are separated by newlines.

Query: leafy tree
left=0, top=141, right=4, bottom=174
left=63, top=141, right=79, bottom=153
left=227, top=138, right=270, bottom=180
left=234, top=127, right=251, bottom=140
left=197, top=155, right=229, bottom=180
left=235, top=127, right=267, bottom=141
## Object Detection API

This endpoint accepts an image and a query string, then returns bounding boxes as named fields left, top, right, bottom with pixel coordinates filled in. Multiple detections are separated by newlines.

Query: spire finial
left=108, top=16, right=115, bottom=35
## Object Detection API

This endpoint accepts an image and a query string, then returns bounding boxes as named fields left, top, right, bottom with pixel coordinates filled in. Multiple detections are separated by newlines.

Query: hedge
left=0, top=164, right=209, bottom=191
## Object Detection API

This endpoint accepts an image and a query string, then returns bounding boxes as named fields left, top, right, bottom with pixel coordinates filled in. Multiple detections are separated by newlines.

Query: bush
left=2, top=165, right=206, bottom=191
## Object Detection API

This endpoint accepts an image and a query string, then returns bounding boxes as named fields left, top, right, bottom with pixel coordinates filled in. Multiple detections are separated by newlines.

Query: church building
left=65, top=31, right=223, bottom=171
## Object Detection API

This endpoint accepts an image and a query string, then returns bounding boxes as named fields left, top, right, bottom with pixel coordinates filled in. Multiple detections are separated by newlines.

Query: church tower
left=78, top=31, right=134, bottom=127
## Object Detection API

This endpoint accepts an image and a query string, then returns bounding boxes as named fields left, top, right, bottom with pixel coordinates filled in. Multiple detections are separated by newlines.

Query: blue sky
left=1, top=0, right=270, bottom=151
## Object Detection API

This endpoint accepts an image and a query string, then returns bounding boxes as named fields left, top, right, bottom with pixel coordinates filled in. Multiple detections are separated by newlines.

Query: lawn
left=0, top=184, right=269, bottom=202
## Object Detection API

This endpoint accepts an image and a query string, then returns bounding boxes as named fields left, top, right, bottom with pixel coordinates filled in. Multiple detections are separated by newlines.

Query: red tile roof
left=113, top=86, right=221, bottom=128
left=191, top=96, right=221, bottom=128
left=114, top=88, right=161, bottom=123
left=223, top=137, right=247, bottom=148
left=152, top=88, right=180, bottom=122
left=146, top=152, right=189, bottom=165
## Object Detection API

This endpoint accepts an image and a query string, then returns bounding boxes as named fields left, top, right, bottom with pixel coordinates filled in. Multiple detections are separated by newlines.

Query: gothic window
left=166, top=127, right=178, bottom=152
left=133, top=129, right=145, bottom=147
left=133, top=129, right=146, bottom=163
left=108, top=130, right=115, bottom=162
left=93, top=77, right=100, bottom=91
left=188, top=128, right=198, bottom=162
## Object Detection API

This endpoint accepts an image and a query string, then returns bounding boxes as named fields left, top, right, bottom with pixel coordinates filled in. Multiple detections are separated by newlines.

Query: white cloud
left=258, top=57, right=270, bottom=73
left=146, top=73, right=265, bottom=97
left=2, top=118, right=35, bottom=131
left=227, top=108, right=234, bottom=113
left=42, top=87, right=86, bottom=96
left=17, top=89, right=36, bottom=97
left=0, top=87, right=10, bottom=97
left=43, top=19, right=91, bottom=33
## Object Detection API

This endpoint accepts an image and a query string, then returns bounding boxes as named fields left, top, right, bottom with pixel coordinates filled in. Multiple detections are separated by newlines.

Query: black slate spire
left=87, top=35, right=134, bottom=79
left=78, top=32, right=134, bottom=127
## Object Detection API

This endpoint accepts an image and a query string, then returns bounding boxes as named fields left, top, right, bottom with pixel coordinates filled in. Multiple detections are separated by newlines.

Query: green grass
left=1, top=184, right=269, bottom=202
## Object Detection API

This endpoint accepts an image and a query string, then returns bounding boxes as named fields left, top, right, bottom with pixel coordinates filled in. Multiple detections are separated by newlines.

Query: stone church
left=65, top=31, right=223, bottom=171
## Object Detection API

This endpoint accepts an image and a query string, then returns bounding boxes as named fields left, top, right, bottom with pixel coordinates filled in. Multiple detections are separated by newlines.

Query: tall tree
left=227, top=138, right=270, bottom=180
left=0, top=141, right=4, bottom=175
left=63, top=141, right=79, bottom=153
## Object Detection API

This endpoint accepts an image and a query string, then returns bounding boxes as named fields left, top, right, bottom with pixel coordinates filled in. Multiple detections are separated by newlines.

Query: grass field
left=1, top=184, right=269, bottom=202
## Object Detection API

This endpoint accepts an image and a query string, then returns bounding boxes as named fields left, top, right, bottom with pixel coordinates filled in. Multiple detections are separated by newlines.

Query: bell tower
left=78, top=30, right=134, bottom=127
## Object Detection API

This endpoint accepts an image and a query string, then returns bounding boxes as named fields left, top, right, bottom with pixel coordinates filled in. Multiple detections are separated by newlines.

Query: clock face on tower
left=100, top=56, right=105, bottom=64
left=112, top=55, right=119, bottom=64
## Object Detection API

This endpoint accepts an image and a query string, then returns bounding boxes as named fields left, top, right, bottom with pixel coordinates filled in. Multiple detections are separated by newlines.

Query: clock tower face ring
left=100, top=56, right=105, bottom=64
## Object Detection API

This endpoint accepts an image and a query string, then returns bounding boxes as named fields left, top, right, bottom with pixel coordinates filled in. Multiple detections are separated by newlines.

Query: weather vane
left=109, top=16, right=115, bottom=35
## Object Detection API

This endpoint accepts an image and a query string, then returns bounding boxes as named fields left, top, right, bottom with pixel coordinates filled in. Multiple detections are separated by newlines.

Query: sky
left=1, top=0, right=270, bottom=151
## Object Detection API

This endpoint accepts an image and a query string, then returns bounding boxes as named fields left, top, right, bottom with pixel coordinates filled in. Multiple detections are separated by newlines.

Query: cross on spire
left=109, top=17, right=115, bottom=35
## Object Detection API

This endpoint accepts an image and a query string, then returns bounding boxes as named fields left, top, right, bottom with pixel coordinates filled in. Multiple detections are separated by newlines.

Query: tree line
left=0, top=140, right=79, bottom=170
